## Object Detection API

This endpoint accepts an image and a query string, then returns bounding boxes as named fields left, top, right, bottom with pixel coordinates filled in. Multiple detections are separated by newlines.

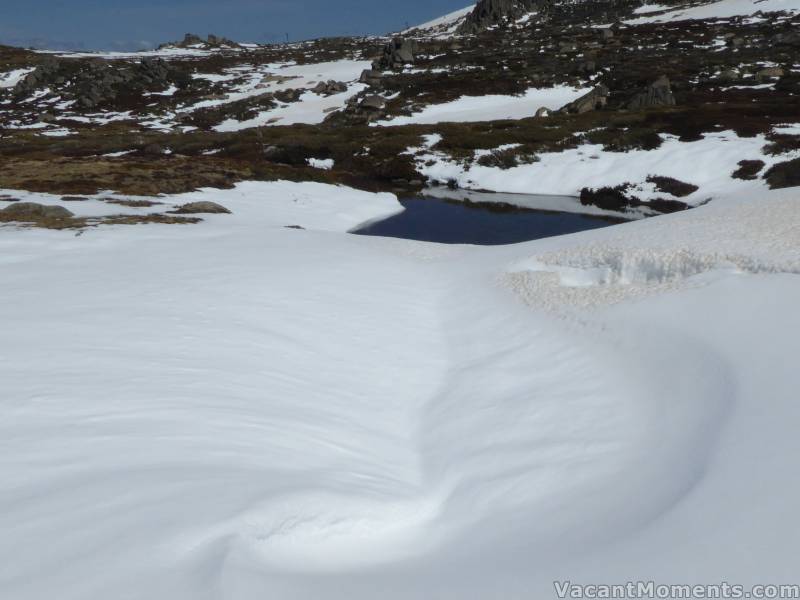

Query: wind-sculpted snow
left=1, top=182, right=799, bottom=598
left=506, top=193, right=800, bottom=308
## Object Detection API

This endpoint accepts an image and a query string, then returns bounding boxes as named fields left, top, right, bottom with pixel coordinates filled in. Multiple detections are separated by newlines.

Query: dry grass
left=0, top=212, right=201, bottom=230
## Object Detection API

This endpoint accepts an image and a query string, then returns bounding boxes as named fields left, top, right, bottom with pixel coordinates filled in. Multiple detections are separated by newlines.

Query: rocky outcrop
left=328, top=94, right=388, bottom=125
left=559, top=85, right=609, bottom=114
left=159, top=33, right=238, bottom=49
left=13, top=57, right=189, bottom=110
left=311, top=80, right=348, bottom=95
left=374, top=38, right=418, bottom=71
left=458, top=0, right=549, bottom=33
left=359, top=69, right=383, bottom=88
left=626, top=76, right=676, bottom=111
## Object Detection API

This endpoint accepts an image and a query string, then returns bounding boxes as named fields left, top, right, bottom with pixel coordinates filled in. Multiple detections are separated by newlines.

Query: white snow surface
left=414, top=130, right=800, bottom=206
left=403, top=5, right=474, bottom=34
left=1, top=179, right=799, bottom=599
left=0, top=68, right=36, bottom=89
left=375, top=85, right=590, bottom=126
left=626, top=0, right=800, bottom=23
left=185, top=59, right=370, bottom=130
left=37, top=46, right=242, bottom=60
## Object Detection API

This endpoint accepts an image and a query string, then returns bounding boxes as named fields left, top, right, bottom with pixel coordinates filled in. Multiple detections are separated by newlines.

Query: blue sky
left=0, top=0, right=472, bottom=50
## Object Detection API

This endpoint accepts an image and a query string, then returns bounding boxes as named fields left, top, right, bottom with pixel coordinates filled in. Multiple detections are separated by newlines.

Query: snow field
left=626, top=0, right=800, bottom=24
left=0, top=179, right=798, bottom=598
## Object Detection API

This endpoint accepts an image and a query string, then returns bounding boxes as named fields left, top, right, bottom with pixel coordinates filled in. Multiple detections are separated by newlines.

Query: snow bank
left=1, top=177, right=799, bottom=598
left=375, top=86, right=590, bottom=126
left=415, top=130, right=799, bottom=205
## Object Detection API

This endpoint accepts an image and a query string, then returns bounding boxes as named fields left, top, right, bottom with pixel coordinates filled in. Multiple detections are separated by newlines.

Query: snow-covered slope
left=412, top=129, right=800, bottom=206
left=627, top=0, right=800, bottom=23
left=402, top=5, right=474, bottom=36
left=0, top=180, right=798, bottom=599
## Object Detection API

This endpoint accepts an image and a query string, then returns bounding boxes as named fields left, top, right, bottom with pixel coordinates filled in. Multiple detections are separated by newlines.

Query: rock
left=718, top=69, right=740, bottom=82
left=459, top=0, right=544, bottom=33
left=311, top=80, right=348, bottom=95
left=600, top=28, right=614, bottom=40
left=559, top=84, right=609, bottom=114
left=359, top=69, right=383, bottom=88
left=360, top=95, right=386, bottom=111
left=171, top=201, right=231, bottom=214
left=1, top=202, right=74, bottom=220
left=756, top=67, right=785, bottom=81
left=375, top=38, right=418, bottom=70
left=627, top=75, right=676, bottom=110
left=772, top=31, right=800, bottom=46
left=535, top=107, right=550, bottom=117
left=728, top=36, right=745, bottom=48
left=274, top=88, right=303, bottom=103
left=142, top=143, right=164, bottom=156
left=14, top=55, right=186, bottom=110
left=182, top=33, right=204, bottom=46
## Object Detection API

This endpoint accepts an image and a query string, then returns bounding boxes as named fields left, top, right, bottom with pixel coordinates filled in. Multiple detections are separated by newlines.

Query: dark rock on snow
left=374, top=38, right=418, bottom=70
left=171, top=202, right=232, bottom=214
left=560, top=85, right=609, bottom=114
left=1, top=202, right=74, bottom=220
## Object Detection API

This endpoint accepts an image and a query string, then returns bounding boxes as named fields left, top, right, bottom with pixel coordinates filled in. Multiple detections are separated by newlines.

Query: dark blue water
left=353, top=196, right=625, bottom=245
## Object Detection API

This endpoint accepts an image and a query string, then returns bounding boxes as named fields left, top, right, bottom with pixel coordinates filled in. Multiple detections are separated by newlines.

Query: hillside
left=1, top=0, right=798, bottom=215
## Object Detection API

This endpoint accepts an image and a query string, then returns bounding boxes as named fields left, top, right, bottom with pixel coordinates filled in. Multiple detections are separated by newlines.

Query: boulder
left=375, top=38, right=418, bottom=70
left=1, top=202, right=73, bottom=220
left=182, top=33, right=204, bottom=46
left=311, top=80, right=348, bottom=95
left=756, top=67, right=785, bottom=81
left=718, top=69, right=740, bottom=82
left=360, top=95, right=387, bottom=111
left=171, top=201, right=231, bottom=214
left=627, top=76, right=676, bottom=110
left=535, top=107, right=550, bottom=117
left=359, top=69, right=384, bottom=87
left=559, top=84, right=609, bottom=114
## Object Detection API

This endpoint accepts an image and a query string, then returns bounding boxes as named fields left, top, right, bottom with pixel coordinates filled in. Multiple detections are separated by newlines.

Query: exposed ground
left=1, top=0, right=799, bottom=212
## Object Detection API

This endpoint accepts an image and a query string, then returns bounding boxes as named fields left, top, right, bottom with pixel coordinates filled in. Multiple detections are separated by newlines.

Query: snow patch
left=375, top=86, right=590, bottom=126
